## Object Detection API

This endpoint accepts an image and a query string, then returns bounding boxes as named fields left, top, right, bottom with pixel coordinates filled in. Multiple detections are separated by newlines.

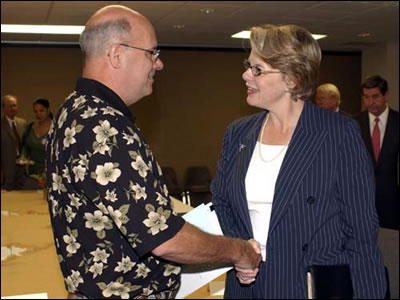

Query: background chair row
left=162, top=166, right=212, bottom=207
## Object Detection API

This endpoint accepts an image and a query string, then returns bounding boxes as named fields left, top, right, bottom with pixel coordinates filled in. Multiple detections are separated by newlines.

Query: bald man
left=1, top=94, right=27, bottom=189
left=46, top=5, right=260, bottom=299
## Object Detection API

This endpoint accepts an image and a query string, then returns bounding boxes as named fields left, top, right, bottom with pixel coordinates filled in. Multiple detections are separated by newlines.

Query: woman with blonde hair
left=211, top=24, right=386, bottom=298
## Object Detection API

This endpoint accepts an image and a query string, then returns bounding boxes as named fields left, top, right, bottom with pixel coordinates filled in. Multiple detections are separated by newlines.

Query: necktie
left=12, top=121, right=22, bottom=153
left=372, top=117, right=380, bottom=161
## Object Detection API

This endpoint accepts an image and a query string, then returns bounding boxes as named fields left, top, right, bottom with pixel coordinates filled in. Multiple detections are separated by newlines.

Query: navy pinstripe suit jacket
left=211, top=101, right=386, bottom=299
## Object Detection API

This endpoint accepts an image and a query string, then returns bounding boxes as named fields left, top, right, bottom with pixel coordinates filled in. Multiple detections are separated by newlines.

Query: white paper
left=175, top=203, right=231, bottom=299
left=1, top=292, right=48, bottom=299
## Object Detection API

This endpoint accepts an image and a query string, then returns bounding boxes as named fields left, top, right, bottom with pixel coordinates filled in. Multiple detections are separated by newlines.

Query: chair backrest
left=184, top=166, right=211, bottom=192
left=162, top=167, right=178, bottom=185
left=161, top=167, right=182, bottom=195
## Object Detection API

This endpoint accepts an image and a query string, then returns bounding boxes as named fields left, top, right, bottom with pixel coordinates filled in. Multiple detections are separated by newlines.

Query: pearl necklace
left=258, top=113, right=290, bottom=163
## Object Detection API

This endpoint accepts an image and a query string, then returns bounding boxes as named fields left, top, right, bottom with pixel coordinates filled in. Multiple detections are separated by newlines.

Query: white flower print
left=122, top=132, right=134, bottom=145
left=143, top=211, right=168, bottom=235
left=129, top=182, right=147, bottom=201
left=63, top=234, right=81, bottom=254
left=48, top=120, right=55, bottom=136
left=49, top=194, right=58, bottom=215
left=142, top=287, right=153, bottom=296
left=58, top=107, right=68, bottom=129
left=96, top=202, right=108, bottom=215
left=157, top=162, right=162, bottom=176
left=131, top=155, right=149, bottom=178
left=52, top=173, right=66, bottom=194
left=63, top=127, right=77, bottom=148
left=102, top=281, right=130, bottom=299
left=54, top=142, right=60, bottom=161
left=166, top=278, right=176, bottom=288
left=93, top=120, right=118, bottom=144
left=114, top=256, right=136, bottom=273
left=70, top=270, right=84, bottom=287
left=101, top=106, right=118, bottom=116
left=66, top=91, right=76, bottom=101
left=65, top=276, right=77, bottom=293
left=107, top=206, right=122, bottom=228
left=68, top=193, right=81, bottom=210
left=90, top=247, right=110, bottom=264
left=72, top=95, right=87, bottom=110
left=65, top=205, right=76, bottom=223
left=163, top=184, right=169, bottom=197
left=80, top=106, right=98, bottom=119
left=62, top=167, right=71, bottom=183
left=95, top=163, right=121, bottom=186
left=78, top=154, right=89, bottom=168
left=93, top=140, right=110, bottom=155
left=84, top=210, right=108, bottom=231
left=72, top=165, right=86, bottom=182
left=163, top=264, right=181, bottom=276
left=135, top=263, right=151, bottom=279
left=92, top=96, right=102, bottom=103
left=89, top=262, right=104, bottom=279
left=156, top=192, right=168, bottom=206
left=105, top=189, right=118, bottom=202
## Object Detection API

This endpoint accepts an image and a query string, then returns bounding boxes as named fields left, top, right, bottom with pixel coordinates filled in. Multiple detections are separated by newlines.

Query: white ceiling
left=1, top=1, right=399, bottom=51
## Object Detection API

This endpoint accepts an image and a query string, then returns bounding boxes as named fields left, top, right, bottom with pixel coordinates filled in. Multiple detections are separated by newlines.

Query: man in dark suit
left=355, top=75, right=399, bottom=230
left=1, top=94, right=38, bottom=190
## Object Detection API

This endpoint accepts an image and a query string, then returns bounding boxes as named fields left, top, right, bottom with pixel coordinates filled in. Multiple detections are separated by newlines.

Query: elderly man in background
left=315, top=83, right=351, bottom=116
left=1, top=95, right=27, bottom=190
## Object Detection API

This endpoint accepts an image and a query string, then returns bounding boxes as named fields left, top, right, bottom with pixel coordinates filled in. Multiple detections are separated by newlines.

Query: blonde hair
left=316, top=83, right=341, bottom=105
left=250, top=24, right=321, bottom=101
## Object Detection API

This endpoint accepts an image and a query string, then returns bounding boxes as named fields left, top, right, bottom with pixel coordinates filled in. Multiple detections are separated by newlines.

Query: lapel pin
left=239, top=144, right=246, bottom=152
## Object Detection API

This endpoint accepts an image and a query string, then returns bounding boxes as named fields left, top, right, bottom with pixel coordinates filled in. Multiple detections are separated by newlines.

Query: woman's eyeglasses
left=243, top=59, right=281, bottom=77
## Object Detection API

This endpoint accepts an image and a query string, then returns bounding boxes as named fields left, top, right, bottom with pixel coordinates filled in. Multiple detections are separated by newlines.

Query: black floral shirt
left=46, top=78, right=185, bottom=299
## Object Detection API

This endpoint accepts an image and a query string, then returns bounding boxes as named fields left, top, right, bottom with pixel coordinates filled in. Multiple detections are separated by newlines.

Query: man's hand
left=234, top=239, right=261, bottom=284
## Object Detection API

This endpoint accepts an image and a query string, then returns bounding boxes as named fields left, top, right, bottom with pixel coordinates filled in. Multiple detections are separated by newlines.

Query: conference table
left=1, top=190, right=224, bottom=299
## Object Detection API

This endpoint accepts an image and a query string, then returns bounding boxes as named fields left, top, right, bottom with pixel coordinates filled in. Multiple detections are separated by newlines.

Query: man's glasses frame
left=243, top=59, right=281, bottom=77
left=119, top=43, right=160, bottom=61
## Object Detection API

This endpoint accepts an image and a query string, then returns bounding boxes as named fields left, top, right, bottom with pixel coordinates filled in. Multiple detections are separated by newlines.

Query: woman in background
left=211, top=24, right=386, bottom=298
left=22, top=98, right=52, bottom=177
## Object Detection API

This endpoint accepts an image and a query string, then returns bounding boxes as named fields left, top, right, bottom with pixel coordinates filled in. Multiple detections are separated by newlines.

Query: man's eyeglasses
left=119, top=43, right=160, bottom=61
left=243, top=59, right=280, bottom=77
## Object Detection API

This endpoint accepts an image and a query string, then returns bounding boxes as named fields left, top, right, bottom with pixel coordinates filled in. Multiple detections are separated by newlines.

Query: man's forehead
left=363, top=87, right=382, bottom=96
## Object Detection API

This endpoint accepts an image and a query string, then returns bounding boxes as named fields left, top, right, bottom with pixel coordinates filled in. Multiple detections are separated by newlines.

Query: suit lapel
left=268, top=101, right=327, bottom=235
left=362, top=113, right=375, bottom=162
left=379, top=109, right=395, bottom=160
left=231, top=111, right=266, bottom=237
left=2, top=117, right=15, bottom=141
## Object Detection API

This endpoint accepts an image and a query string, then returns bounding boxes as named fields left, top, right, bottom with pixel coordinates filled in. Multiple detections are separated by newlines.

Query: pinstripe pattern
left=211, top=101, right=386, bottom=299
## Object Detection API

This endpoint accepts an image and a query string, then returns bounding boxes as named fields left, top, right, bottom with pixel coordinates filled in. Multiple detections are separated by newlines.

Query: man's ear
left=108, top=44, right=122, bottom=69
left=383, top=90, right=389, bottom=103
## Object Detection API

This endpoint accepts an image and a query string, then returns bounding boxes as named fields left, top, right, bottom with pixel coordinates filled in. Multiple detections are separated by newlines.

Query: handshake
left=233, top=239, right=262, bottom=284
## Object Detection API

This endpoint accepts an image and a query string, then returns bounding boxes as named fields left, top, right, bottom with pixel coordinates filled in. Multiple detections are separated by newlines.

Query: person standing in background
left=1, top=94, right=27, bottom=190
left=315, top=83, right=351, bottom=116
left=355, top=75, right=399, bottom=230
left=22, top=98, right=53, bottom=177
